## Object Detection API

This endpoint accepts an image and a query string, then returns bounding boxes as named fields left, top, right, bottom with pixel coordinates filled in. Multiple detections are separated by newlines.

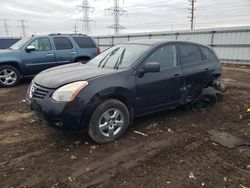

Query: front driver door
left=135, top=43, right=183, bottom=115
left=22, top=37, right=56, bottom=76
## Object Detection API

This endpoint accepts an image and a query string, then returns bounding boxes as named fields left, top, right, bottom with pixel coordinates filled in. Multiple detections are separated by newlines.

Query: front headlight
left=52, top=81, right=88, bottom=102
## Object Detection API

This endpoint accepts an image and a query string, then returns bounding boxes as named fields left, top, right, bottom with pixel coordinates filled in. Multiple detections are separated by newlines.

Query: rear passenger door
left=52, top=37, right=77, bottom=65
left=178, top=43, right=214, bottom=103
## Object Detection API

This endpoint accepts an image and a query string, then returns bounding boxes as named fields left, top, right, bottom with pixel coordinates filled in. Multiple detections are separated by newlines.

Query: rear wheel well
left=0, top=62, right=21, bottom=76
left=74, top=56, right=91, bottom=63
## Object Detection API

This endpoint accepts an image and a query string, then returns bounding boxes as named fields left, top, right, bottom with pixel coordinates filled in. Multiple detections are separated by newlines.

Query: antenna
left=106, top=0, right=127, bottom=35
left=77, top=0, right=95, bottom=34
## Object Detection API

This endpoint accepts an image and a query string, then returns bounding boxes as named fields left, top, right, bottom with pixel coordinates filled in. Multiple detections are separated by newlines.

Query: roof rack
left=48, top=33, right=87, bottom=36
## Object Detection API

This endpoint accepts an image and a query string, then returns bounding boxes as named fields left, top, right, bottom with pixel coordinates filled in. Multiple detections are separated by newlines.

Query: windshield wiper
left=114, top=49, right=125, bottom=70
left=97, top=51, right=112, bottom=67
left=101, top=47, right=120, bottom=68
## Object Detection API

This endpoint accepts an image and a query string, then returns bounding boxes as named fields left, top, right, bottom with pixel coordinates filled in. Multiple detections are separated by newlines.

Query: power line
left=188, top=0, right=196, bottom=30
left=77, top=0, right=95, bottom=34
left=18, top=20, right=28, bottom=37
left=105, top=0, right=127, bottom=35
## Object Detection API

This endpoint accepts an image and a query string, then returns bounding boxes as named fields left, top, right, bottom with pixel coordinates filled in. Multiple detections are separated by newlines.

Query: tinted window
left=29, top=38, right=51, bottom=51
left=53, top=37, right=73, bottom=50
left=179, top=44, right=202, bottom=64
left=145, top=44, right=177, bottom=69
left=200, top=46, right=217, bottom=62
left=73, top=37, right=96, bottom=48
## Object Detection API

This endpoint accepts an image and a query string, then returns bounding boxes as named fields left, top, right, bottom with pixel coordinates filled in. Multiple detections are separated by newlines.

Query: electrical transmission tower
left=106, top=0, right=127, bottom=35
left=72, top=23, right=79, bottom=34
left=1, top=18, right=10, bottom=37
left=18, top=20, right=28, bottom=37
left=188, top=0, right=196, bottom=30
left=77, top=0, right=95, bottom=34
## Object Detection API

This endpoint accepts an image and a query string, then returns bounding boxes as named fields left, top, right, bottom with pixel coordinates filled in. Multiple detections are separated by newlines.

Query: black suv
left=27, top=40, right=223, bottom=143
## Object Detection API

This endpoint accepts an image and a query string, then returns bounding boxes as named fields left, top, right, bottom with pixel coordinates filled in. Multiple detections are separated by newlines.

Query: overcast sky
left=0, top=0, right=250, bottom=37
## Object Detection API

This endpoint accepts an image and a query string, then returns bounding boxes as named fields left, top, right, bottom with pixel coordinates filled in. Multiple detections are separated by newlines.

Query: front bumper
left=26, top=83, right=90, bottom=130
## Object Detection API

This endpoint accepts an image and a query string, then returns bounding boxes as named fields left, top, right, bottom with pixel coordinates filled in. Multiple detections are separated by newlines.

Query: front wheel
left=0, top=65, right=21, bottom=87
left=88, top=99, right=130, bottom=143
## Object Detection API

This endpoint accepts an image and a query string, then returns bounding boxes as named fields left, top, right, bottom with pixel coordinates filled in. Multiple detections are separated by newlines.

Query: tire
left=75, top=57, right=90, bottom=64
left=191, top=94, right=217, bottom=111
left=88, top=99, right=130, bottom=144
left=0, top=65, right=21, bottom=87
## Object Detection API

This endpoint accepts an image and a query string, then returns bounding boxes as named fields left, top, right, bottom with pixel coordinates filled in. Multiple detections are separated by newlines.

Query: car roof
left=29, top=34, right=91, bottom=38
left=124, top=39, right=204, bottom=46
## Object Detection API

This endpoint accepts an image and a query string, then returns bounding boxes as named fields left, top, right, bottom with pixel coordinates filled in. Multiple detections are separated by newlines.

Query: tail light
left=96, top=47, right=101, bottom=54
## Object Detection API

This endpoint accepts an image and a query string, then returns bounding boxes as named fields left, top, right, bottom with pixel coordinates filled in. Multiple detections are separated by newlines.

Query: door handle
left=174, top=73, right=180, bottom=77
left=70, top=51, right=77, bottom=54
left=205, top=68, right=209, bottom=71
left=46, top=53, right=54, bottom=56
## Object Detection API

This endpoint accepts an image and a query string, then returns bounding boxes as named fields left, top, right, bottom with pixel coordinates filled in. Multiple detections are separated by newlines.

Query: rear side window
left=73, top=37, right=96, bottom=48
left=179, top=44, right=202, bottom=65
left=145, top=44, right=177, bottom=69
left=53, top=37, right=73, bottom=50
left=200, top=46, right=217, bottom=62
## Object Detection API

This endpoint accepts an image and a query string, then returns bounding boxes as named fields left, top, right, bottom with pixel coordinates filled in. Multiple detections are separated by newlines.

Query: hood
left=34, top=63, right=117, bottom=88
left=0, top=49, right=12, bottom=54
left=0, top=49, right=17, bottom=54
left=0, top=49, right=20, bottom=60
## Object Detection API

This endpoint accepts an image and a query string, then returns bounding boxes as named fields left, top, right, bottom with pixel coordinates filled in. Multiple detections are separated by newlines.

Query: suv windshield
left=87, top=44, right=150, bottom=69
left=10, top=37, right=30, bottom=50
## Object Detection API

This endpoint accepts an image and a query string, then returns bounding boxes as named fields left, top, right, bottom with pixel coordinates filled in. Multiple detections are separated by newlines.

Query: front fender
left=79, top=87, right=135, bottom=128
left=0, top=51, right=23, bottom=72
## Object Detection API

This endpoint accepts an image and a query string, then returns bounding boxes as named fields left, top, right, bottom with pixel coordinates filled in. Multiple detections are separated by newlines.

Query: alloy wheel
left=98, top=108, right=124, bottom=138
left=0, top=69, right=17, bottom=86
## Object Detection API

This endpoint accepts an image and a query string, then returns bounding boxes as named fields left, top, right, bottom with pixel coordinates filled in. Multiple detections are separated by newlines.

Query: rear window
left=179, top=44, right=202, bottom=65
left=53, top=37, right=73, bottom=50
left=200, top=46, right=218, bottom=62
left=73, top=37, right=96, bottom=48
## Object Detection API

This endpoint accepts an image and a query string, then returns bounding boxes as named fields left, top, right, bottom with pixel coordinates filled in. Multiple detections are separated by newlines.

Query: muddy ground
left=0, top=64, right=250, bottom=188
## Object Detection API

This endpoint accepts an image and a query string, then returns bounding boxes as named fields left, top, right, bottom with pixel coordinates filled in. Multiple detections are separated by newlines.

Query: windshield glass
left=10, top=37, right=30, bottom=50
left=87, top=44, right=151, bottom=69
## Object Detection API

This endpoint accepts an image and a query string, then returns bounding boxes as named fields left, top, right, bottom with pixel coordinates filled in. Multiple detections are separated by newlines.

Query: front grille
left=31, top=84, right=50, bottom=99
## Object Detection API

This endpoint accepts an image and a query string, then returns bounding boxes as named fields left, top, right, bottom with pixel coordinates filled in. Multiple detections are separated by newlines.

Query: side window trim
left=27, top=37, right=52, bottom=52
left=198, top=45, right=205, bottom=62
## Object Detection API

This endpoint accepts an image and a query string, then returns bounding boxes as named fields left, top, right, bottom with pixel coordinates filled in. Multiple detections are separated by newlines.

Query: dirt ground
left=0, top=64, right=250, bottom=188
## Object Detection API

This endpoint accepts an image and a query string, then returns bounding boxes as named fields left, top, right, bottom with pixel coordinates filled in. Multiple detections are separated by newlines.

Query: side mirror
left=26, top=45, right=36, bottom=52
left=138, top=62, right=160, bottom=77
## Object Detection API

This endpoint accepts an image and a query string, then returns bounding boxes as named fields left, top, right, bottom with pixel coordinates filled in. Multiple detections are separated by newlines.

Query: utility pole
left=188, top=0, right=196, bottom=30
left=18, top=20, right=28, bottom=37
left=106, top=0, right=127, bottom=35
left=77, top=0, right=95, bottom=34
left=72, top=23, right=79, bottom=34
left=0, top=18, right=10, bottom=37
